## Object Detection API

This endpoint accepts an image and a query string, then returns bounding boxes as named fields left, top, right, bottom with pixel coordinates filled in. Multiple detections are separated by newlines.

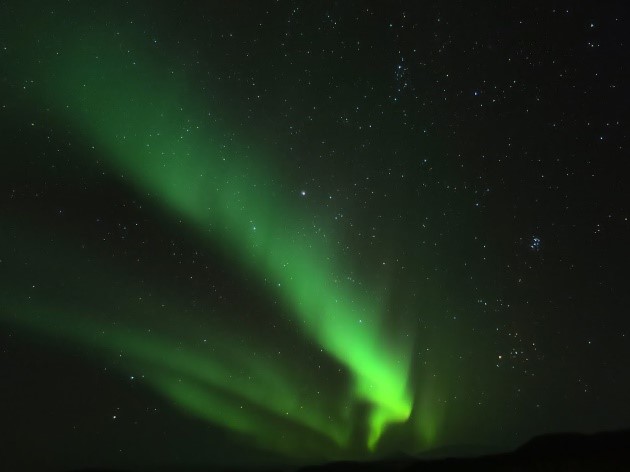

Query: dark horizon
left=21, top=429, right=630, bottom=472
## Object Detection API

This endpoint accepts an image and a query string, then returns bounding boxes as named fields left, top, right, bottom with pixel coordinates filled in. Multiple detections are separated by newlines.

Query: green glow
left=5, top=288, right=351, bottom=459
left=1, top=6, right=432, bottom=456
left=413, top=378, right=443, bottom=448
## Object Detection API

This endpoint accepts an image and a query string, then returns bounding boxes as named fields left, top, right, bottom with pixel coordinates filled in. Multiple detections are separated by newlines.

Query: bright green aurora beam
left=1, top=7, right=425, bottom=457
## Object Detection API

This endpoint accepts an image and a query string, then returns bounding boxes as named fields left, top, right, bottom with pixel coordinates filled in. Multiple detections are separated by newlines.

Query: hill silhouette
left=57, top=429, right=630, bottom=472
left=297, top=429, right=630, bottom=472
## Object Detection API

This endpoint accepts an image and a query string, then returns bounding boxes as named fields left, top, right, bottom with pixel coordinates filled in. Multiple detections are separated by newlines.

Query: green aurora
left=0, top=3, right=443, bottom=460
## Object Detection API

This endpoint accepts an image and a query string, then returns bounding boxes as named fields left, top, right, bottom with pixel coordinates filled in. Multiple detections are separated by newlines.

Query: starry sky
left=1, top=1, right=629, bottom=470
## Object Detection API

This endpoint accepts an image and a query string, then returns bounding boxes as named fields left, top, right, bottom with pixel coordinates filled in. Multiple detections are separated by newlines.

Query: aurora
left=4, top=2, right=624, bottom=471
left=0, top=1, right=428, bottom=460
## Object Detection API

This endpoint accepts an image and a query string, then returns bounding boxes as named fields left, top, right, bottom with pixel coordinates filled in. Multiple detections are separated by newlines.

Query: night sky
left=1, top=1, right=629, bottom=470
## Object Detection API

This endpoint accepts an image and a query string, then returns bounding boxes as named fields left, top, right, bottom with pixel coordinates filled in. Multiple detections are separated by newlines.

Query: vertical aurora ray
left=2, top=6, right=419, bottom=453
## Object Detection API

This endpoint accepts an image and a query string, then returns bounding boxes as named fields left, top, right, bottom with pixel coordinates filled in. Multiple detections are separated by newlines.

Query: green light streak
left=6, top=301, right=350, bottom=458
left=2, top=7, right=426, bottom=454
